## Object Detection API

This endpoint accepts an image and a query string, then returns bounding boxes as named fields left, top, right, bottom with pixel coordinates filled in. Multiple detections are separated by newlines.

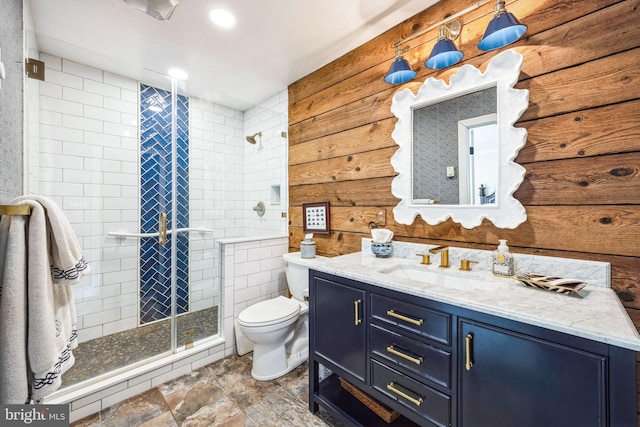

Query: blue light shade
left=425, top=38, right=464, bottom=70
left=384, top=55, right=416, bottom=84
left=478, top=11, right=527, bottom=51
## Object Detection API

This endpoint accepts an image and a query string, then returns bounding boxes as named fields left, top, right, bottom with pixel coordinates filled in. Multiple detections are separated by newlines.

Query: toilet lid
left=238, top=295, right=301, bottom=327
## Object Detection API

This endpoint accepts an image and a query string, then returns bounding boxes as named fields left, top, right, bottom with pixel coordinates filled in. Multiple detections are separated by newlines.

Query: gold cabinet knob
left=460, top=259, right=479, bottom=271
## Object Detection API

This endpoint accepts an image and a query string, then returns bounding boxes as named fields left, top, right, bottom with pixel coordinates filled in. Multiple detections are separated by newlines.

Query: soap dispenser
left=493, top=239, right=515, bottom=277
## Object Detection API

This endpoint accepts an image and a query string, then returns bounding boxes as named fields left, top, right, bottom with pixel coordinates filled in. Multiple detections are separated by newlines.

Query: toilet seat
left=238, top=295, right=301, bottom=327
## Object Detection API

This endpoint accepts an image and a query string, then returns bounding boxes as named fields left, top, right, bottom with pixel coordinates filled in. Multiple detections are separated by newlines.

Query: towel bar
left=108, top=227, right=214, bottom=240
left=0, top=204, right=31, bottom=216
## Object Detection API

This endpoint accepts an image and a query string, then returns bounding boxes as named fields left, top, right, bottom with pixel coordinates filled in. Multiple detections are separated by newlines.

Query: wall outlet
left=446, top=166, right=456, bottom=178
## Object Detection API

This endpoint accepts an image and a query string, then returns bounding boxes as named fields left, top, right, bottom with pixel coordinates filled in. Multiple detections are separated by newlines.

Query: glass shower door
left=138, top=73, right=220, bottom=352
left=55, top=70, right=219, bottom=391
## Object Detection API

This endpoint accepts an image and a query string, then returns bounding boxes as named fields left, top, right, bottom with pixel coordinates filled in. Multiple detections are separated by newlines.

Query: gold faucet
left=429, top=246, right=450, bottom=268
left=416, top=254, right=431, bottom=265
left=460, top=259, right=479, bottom=271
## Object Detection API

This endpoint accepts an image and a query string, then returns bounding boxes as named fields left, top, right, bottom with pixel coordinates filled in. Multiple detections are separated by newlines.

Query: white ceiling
left=27, top=0, right=438, bottom=111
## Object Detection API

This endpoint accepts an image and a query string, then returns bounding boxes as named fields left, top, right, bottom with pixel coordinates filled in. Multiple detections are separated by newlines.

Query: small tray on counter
left=516, top=273, right=587, bottom=295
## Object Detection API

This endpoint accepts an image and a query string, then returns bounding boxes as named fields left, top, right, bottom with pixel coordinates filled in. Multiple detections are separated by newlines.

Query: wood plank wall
left=288, top=0, right=640, bottom=403
left=289, top=0, right=639, bottom=311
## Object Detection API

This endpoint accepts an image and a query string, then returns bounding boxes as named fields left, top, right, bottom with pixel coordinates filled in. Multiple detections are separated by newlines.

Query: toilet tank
left=283, top=252, right=327, bottom=300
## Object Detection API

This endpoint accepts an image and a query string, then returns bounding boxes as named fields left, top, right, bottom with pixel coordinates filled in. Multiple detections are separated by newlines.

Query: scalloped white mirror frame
left=390, top=49, right=529, bottom=229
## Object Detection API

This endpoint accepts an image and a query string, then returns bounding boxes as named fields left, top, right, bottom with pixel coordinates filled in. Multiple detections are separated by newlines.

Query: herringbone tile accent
left=139, top=84, right=190, bottom=324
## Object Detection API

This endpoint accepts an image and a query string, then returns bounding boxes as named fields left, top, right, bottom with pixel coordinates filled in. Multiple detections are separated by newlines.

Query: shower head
left=246, top=132, right=262, bottom=145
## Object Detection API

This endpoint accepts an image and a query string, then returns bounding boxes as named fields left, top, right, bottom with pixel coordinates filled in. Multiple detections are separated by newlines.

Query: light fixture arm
left=438, top=21, right=461, bottom=41
left=393, top=0, right=490, bottom=48
left=493, top=0, right=507, bottom=16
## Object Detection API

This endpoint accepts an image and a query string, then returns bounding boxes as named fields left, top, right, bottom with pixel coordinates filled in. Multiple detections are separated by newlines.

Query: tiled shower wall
left=243, top=93, right=289, bottom=235
left=35, top=54, right=246, bottom=343
left=38, top=53, right=141, bottom=342
left=138, top=84, right=190, bottom=323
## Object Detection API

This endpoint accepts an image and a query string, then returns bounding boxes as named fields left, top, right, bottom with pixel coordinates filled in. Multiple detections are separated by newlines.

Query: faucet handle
left=460, top=259, right=479, bottom=271
left=416, top=254, right=431, bottom=265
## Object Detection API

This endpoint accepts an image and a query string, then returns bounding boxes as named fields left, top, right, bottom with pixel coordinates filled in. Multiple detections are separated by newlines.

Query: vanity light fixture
left=425, top=21, right=463, bottom=70
left=478, top=0, right=527, bottom=51
left=384, top=47, right=417, bottom=84
left=383, top=0, right=526, bottom=83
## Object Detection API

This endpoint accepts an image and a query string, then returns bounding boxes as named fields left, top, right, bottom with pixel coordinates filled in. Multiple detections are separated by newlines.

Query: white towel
left=0, top=196, right=90, bottom=403
left=13, top=195, right=90, bottom=286
left=0, top=212, right=29, bottom=403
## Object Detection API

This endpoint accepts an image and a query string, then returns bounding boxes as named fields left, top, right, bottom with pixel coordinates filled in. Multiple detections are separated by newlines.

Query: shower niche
left=270, top=185, right=281, bottom=205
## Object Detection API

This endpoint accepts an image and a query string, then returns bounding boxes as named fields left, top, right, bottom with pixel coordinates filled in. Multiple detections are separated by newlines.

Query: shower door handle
left=159, top=212, right=168, bottom=245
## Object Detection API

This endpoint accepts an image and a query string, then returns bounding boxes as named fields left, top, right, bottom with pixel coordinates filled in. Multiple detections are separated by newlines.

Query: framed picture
left=303, top=202, right=331, bottom=234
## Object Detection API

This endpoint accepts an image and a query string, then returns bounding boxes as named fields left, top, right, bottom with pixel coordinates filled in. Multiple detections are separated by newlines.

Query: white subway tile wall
left=32, top=53, right=288, bottom=419
left=35, top=54, right=275, bottom=343
left=243, top=91, right=289, bottom=235
left=37, top=53, right=141, bottom=343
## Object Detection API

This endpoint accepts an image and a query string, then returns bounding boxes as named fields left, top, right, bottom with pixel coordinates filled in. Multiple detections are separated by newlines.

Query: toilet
left=236, top=252, right=326, bottom=381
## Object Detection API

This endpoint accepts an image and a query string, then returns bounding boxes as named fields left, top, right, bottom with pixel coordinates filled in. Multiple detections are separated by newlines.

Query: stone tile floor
left=71, top=354, right=344, bottom=427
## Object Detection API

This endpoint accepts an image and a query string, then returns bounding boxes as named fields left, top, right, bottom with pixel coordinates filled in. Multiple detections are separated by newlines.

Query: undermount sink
left=378, top=264, right=487, bottom=289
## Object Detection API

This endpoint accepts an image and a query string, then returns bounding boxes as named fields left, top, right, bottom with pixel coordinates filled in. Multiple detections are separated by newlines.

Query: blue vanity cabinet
left=311, top=272, right=367, bottom=382
left=458, top=318, right=636, bottom=427
left=309, top=270, right=637, bottom=427
left=309, top=271, right=421, bottom=426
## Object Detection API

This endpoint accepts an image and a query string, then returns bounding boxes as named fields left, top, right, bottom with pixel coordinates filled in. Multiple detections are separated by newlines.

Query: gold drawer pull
left=465, top=333, right=474, bottom=371
left=387, top=381, right=423, bottom=407
left=354, top=299, right=362, bottom=325
left=386, top=345, right=423, bottom=365
left=386, top=309, right=424, bottom=326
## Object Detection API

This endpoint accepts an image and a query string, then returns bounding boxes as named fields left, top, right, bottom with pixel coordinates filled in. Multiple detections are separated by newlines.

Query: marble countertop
left=309, top=252, right=640, bottom=351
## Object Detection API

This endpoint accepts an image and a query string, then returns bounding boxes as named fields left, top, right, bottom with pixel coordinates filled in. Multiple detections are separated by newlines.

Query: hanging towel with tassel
left=0, top=196, right=90, bottom=403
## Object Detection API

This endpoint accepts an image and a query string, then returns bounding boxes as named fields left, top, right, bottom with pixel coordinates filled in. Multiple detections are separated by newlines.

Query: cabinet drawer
left=372, top=360, right=450, bottom=427
left=371, top=324, right=451, bottom=389
left=371, top=294, right=451, bottom=345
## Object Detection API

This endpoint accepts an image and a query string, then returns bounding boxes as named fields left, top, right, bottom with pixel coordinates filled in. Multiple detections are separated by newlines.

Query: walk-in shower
left=24, top=50, right=289, bottom=409
left=46, top=70, right=223, bottom=389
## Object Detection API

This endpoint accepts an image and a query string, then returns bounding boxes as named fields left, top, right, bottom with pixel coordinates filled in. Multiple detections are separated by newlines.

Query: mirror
left=412, top=87, right=497, bottom=205
left=458, top=113, right=498, bottom=205
left=390, top=50, right=528, bottom=229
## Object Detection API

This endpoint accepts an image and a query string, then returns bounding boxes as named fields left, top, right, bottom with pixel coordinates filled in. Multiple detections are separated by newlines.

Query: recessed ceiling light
left=168, top=68, right=188, bottom=80
left=209, top=9, right=236, bottom=28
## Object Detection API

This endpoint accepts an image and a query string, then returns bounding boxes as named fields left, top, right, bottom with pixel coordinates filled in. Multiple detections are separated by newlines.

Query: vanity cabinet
left=459, top=320, right=609, bottom=427
left=312, top=273, right=367, bottom=382
left=309, top=270, right=637, bottom=427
